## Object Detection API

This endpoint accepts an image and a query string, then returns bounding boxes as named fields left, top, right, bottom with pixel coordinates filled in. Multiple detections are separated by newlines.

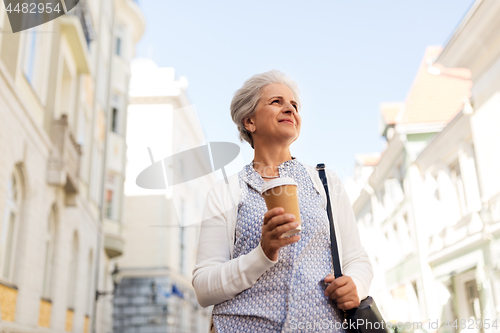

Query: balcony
left=103, top=219, right=124, bottom=258
left=58, top=7, right=91, bottom=74
left=47, top=115, right=82, bottom=205
left=428, top=211, right=485, bottom=263
left=66, top=0, right=94, bottom=48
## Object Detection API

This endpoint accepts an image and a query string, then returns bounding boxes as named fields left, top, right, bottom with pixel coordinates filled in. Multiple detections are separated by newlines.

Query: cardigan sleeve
left=329, top=170, right=373, bottom=302
left=191, top=179, right=278, bottom=308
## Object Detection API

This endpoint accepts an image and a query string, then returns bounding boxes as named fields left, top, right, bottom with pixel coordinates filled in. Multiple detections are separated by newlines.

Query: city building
left=0, top=0, right=144, bottom=332
left=348, top=45, right=475, bottom=325
left=350, top=0, right=500, bottom=328
left=114, top=59, right=214, bottom=333
left=429, top=0, right=500, bottom=325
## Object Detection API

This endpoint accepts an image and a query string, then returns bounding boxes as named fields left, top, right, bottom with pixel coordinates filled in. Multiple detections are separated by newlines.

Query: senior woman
left=192, top=70, right=373, bottom=332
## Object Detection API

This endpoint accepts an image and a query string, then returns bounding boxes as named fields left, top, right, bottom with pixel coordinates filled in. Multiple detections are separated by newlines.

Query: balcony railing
left=47, top=115, right=82, bottom=203
left=66, top=0, right=94, bottom=48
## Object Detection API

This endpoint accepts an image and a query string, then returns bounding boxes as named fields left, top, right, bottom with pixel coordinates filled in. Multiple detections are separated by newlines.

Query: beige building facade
left=0, top=1, right=144, bottom=332
left=349, top=1, right=500, bottom=330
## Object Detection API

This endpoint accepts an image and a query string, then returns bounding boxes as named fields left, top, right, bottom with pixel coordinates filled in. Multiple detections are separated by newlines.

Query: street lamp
left=95, top=264, right=120, bottom=300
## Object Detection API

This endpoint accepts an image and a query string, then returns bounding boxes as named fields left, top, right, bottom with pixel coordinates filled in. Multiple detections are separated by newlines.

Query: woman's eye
left=272, top=100, right=279, bottom=104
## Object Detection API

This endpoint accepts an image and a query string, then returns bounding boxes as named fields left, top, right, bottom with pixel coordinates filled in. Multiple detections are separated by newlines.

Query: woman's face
left=245, top=83, right=301, bottom=147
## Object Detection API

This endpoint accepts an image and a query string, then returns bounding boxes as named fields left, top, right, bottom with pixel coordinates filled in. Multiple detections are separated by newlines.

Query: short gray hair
left=230, top=70, right=301, bottom=149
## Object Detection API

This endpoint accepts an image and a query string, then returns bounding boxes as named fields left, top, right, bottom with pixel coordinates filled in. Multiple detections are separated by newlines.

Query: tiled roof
left=380, top=102, right=404, bottom=125
left=396, top=46, right=472, bottom=124
left=355, top=153, right=381, bottom=166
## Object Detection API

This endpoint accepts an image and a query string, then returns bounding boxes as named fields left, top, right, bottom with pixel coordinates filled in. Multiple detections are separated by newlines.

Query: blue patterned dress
left=212, top=157, right=347, bottom=332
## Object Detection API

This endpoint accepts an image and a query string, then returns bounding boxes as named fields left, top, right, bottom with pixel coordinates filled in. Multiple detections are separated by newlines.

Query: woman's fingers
left=268, top=234, right=300, bottom=250
left=271, top=221, right=299, bottom=238
left=261, top=234, right=300, bottom=259
left=280, top=234, right=300, bottom=245
left=323, top=276, right=360, bottom=310
left=324, top=276, right=348, bottom=296
left=335, top=292, right=356, bottom=305
left=261, top=208, right=300, bottom=261
left=325, top=284, right=350, bottom=300
left=324, top=274, right=335, bottom=283
left=263, top=207, right=284, bottom=225
left=337, top=300, right=359, bottom=311
left=267, top=213, right=296, bottom=231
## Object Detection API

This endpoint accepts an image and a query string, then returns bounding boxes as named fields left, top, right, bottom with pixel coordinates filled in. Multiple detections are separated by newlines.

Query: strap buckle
left=316, top=163, right=326, bottom=171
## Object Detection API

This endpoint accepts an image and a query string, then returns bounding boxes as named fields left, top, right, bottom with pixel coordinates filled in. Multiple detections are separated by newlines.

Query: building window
left=115, top=37, right=121, bottom=56
left=77, top=111, right=87, bottom=146
left=432, top=175, right=441, bottom=201
left=451, top=161, right=467, bottom=217
left=42, top=206, right=57, bottom=299
left=67, top=232, right=79, bottom=309
left=1, top=172, right=22, bottom=281
left=411, top=280, right=419, bottom=301
left=403, top=213, right=410, bottom=237
left=111, top=107, right=119, bottom=133
left=23, top=28, right=38, bottom=84
left=86, top=250, right=93, bottom=315
left=105, top=189, right=113, bottom=219
left=465, top=279, right=482, bottom=320
left=385, top=178, right=404, bottom=206
left=57, top=61, right=75, bottom=123
left=104, top=173, right=116, bottom=220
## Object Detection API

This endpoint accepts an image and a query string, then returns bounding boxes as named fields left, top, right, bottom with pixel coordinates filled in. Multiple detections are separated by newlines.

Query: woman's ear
left=243, top=117, right=255, bottom=132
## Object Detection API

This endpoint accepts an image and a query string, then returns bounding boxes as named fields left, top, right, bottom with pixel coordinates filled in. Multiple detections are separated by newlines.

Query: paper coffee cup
left=260, top=177, right=301, bottom=238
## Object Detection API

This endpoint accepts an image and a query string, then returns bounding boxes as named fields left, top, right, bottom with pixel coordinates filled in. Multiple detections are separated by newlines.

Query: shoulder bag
left=316, top=163, right=390, bottom=333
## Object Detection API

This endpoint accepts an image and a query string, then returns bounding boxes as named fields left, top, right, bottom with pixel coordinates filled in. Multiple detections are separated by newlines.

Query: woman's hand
left=260, top=207, right=301, bottom=262
left=323, top=275, right=360, bottom=310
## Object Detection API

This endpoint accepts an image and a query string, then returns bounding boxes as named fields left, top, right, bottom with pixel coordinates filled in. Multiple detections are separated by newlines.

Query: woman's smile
left=279, top=119, right=295, bottom=126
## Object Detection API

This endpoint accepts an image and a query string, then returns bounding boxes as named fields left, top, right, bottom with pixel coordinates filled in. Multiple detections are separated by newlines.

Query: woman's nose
left=283, top=102, right=296, bottom=114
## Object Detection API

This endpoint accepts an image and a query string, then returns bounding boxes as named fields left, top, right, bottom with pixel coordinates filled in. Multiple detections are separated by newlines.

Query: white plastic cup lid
left=260, top=177, right=298, bottom=195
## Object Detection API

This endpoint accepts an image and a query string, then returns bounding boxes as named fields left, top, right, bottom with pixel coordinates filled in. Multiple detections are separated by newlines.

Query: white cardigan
left=192, top=161, right=373, bottom=308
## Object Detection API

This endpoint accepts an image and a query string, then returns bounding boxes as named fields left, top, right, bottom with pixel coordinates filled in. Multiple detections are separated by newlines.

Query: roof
left=380, top=102, right=404, bottom=125
left=396, top=46, right=472, bottom=125
left=355, top=153, right=381, bottom=166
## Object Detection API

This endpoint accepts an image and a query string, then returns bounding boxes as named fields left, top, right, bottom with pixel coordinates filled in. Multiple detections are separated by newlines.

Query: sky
left=134, top=0, right=475, bottom=182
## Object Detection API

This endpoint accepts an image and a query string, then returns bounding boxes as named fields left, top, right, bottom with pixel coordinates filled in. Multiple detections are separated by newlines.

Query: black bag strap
left=316, top=163, right=343, bottom=279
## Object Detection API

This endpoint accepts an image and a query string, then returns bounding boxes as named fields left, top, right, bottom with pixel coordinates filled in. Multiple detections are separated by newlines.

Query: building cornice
left=436, top=0, right=483, bottom=65
left=414, top=109, right=472, bottom=171
left=367, top=133, right=404, bottom=190
left=436, top=0, right=500, bottom=82
left=116, top=0, right=146, bottom=44
left=394, top=122, right=447, bottom=135
left=129, top=95, right=183, bottom=106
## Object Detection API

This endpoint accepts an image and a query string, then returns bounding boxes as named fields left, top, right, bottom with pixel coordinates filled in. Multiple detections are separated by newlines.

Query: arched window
left=67, top=232, right=79, bottom=309
left=1, top=172, right=22, bottom=281
left=42, top=206, right=57, bottom=299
